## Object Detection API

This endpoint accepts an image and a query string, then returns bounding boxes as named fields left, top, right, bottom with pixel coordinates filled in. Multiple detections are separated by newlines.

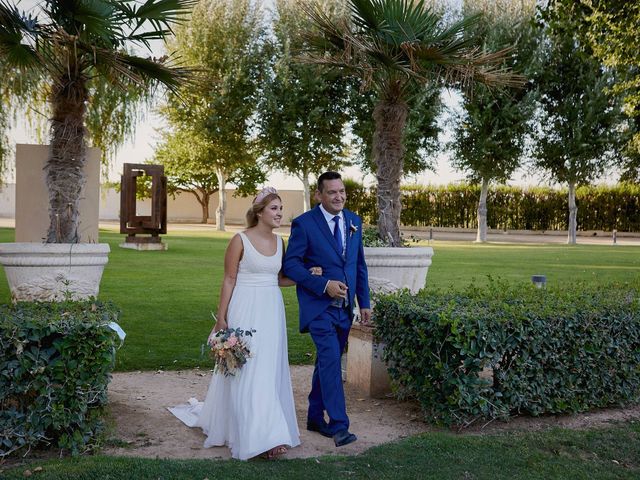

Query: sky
left=5, top=0, right=551, bottom=190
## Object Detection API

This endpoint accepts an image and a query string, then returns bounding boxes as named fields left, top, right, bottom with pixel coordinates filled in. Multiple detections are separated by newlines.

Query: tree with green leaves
left=0, top=0, right=193, bottom=242
left=546, top=1, right=640, bottom=182
left=0, top=46, right=43, bottom=185
left=154, top=128, right=263, bottom=223
left=155, top=130, right=218, bottom=223
left=450, top=0, right=539, bottom=242
left=0, top=61, right=12, bottom=183
left=530, top=5, right=623, bottom=244
left=302, top=0, right=523, bottom=246
left=259, top=0, right=352, bottom=212
left=0, top=85, right=9, bottom=184
left=159, top=0, right=267, bottom=230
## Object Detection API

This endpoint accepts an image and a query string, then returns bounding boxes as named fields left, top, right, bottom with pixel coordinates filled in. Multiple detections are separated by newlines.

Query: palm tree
left=303, top=0, right=524, bottom=245
left=0, top=0, right=194, bottom=243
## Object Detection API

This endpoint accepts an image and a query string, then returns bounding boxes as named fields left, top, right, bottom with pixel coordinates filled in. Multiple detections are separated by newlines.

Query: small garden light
left=531, top=274, right=547, bottom=288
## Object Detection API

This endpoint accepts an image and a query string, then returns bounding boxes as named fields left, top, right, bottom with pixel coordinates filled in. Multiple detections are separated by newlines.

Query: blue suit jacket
left=284, top=206, right=370, bottom=333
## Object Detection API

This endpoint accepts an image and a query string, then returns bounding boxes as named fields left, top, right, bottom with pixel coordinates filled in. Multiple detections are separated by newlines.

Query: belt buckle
left=330, top=298, right=348, bottom=308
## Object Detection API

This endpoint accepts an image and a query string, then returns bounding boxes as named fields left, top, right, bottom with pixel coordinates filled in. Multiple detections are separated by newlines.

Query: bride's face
left=259, top=198, right=283, bottom=229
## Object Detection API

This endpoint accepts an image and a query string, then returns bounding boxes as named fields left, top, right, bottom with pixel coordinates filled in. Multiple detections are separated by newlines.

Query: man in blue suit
left=284, top=171, right=371, bottom=447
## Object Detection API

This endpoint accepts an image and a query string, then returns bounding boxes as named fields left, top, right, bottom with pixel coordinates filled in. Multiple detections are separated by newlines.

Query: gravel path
left=104, top=367, right=640, bottom=461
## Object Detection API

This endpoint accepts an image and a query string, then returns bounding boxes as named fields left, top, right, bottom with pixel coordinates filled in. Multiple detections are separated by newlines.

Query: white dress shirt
left=318, top=204, right=346, bottom=256
left=318, top=204, right=347, bottom=299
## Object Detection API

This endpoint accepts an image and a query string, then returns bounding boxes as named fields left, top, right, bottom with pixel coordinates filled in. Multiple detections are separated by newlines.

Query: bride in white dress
left=169, top=187, right=310, bottom=460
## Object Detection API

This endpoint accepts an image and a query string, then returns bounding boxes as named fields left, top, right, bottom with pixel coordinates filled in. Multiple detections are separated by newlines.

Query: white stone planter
left=0, top=243, right=110, bottom=302
left=363, top=246, right=434, bottom=294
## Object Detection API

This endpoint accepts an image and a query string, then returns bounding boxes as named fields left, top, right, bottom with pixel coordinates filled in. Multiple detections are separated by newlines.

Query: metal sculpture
left=120, top=163, right=167, bottom=247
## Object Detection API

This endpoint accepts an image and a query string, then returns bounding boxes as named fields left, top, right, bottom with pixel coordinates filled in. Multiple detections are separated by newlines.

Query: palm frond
left=429, top=47, right=526, bottom=91
left=300, top=2, right=349, bottom=53
left=89, top=46, right=195, bottom=94
left=124, top=28, right=173, bottom=49
left=0, top=0, right=42, bottom=68
left=350, top=0, right=385, bottom=32
left=302, top=0, right=526, bottom=92
left=121, top=0, right=197, bottom=37
left=43, top=0, right=121, bottom=41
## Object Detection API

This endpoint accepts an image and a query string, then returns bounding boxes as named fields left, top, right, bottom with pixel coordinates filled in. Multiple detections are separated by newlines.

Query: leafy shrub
left=374, top=281, right=640, bottom=426
left=362, top=225, right=389, bottom=247
left=0, top=301, right=122, bottom=458
left=362, top=226, right=421, bottom=247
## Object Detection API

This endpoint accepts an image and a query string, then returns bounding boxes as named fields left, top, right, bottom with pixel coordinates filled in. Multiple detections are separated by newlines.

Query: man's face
left=317, top=178, right=346, bottom=215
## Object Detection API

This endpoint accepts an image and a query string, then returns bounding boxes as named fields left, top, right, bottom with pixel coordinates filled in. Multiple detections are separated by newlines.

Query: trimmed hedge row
left=0, top=301, right=122, bottom=458
left=345, top=183, right=640, bottom=232
left=373, top=282, right=640, bottom=427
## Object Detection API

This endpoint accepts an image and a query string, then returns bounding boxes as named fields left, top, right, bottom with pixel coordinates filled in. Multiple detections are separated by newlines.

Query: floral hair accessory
left=254, top=186, right=278, bottom=204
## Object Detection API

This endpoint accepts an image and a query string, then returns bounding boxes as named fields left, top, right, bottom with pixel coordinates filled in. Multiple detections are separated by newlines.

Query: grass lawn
left=2, top=422, right=639, bottom=479
left=1, top=226, right=639, bottom=479
left=1, top=225, right=639, bottom=371
left=425, top=240, right=640, bottom=287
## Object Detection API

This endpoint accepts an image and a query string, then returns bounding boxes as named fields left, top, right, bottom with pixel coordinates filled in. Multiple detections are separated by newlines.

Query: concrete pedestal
left=119, top=242, right=168, bottom=251
left=346, top=324, right=391, bottom=398
left=345, top=246, right=435, bottom=397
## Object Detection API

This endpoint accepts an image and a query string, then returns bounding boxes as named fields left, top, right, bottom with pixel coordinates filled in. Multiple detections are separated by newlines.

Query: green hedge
left=0, top=301, right=122, bottom=458
left=346, top=183, right=640, bottom=232
left=373, top=282, right=640, bottom=427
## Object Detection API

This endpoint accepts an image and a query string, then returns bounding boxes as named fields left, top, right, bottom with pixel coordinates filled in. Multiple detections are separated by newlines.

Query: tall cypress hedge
left=345, top=182, right=640, bottom=232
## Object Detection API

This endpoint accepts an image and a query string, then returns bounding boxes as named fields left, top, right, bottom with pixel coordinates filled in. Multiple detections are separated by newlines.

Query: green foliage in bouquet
left=374, top=280, right=640, bottom=427
left=0, top=301, right=122, bottom=458
left=209, top=327, right=255, bottom=377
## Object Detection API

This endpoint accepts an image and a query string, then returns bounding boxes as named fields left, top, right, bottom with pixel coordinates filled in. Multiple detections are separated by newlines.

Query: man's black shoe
left=333, top=429, right=357, bottom=447
left=306, top=420, right=332, bottom=438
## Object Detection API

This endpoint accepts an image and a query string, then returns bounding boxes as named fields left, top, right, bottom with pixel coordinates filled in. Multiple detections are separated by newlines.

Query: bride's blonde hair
left=246, top=188, right=281, bottom=227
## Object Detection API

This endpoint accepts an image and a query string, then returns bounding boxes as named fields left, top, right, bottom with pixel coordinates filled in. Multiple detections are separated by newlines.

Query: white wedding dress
left=168, top=232, right=300, bottom=460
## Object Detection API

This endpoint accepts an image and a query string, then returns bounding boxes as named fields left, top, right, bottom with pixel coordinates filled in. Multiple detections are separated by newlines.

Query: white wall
left=2, top=184, right=305, bottom=225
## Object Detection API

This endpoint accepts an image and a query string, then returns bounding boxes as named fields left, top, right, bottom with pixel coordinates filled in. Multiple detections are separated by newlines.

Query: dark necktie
left=332, top=215, right=343, bottom=255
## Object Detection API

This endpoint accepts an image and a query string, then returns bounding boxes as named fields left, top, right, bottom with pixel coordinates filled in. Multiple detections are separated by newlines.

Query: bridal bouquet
left=208, top=326, right=255, bottom=377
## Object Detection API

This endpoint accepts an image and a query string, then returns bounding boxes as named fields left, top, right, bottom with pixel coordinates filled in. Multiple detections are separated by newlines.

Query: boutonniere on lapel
left=349, top=221, right=358, bottom=237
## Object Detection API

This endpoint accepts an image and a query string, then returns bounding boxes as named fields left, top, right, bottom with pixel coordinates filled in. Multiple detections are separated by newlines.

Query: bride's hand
left=309, top=266, right=322, bottom=276
left=208, top=318, right=228, bottom=345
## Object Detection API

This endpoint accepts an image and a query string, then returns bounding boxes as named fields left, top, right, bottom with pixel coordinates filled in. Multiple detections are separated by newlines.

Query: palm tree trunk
left=215, top=168, right=226, bottom=231
left=372, top=95, right=408, bottom=247
left=476, top=178, right=489, bottom=243
left=567, top=182, right=577, bottom=244
left=45, top=76, right=88, bottom=243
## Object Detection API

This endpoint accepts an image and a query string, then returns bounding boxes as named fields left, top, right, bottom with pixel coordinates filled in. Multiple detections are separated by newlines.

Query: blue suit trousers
left=307, top=306, right=351, bottom=434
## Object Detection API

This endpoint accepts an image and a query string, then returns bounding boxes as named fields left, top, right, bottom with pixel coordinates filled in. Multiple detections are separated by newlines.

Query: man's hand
left=359, top=308, right=372, bottom=326
left=326, top=280, right=348, bottom=299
